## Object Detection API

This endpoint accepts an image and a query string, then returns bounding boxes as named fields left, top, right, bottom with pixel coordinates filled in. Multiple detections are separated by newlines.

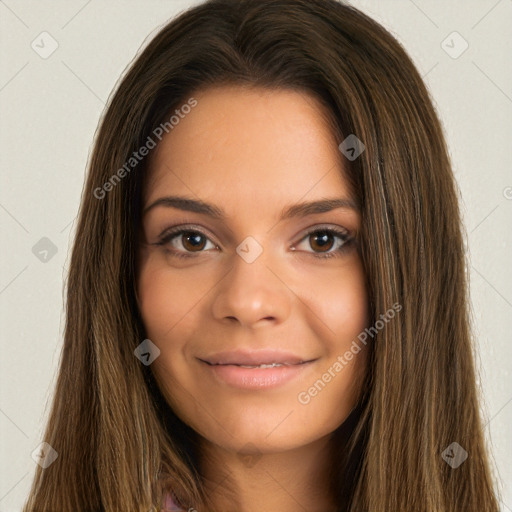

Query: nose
left=211, top=244, right=292, bottom=328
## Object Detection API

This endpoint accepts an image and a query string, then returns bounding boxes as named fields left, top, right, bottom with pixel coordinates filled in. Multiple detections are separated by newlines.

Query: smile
left=199, top=358, right=315, bottom=389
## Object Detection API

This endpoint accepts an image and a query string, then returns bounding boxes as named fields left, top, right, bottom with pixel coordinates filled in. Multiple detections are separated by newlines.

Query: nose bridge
left=211, top=236, right=291, bottom=326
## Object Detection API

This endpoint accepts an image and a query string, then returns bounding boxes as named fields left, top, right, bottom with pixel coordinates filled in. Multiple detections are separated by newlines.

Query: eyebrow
left=142, top=195, right=358, bottom=220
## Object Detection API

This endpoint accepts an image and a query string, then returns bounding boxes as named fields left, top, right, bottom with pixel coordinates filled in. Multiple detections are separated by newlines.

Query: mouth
left=198, top=349, right=315, bottom=367
left=197, top=351, right=317, bottom=389
left=201, top=360, right=313, bottom=369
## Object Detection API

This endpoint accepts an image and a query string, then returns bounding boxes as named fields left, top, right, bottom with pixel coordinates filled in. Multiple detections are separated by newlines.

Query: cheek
left=137, top=265, right=204, bottom=420
left=328, top=275, right=368, bottom=339
left=295, top=259, right=369, bottom=419
left=137, top=262, right=209, bottom=341
left=136, top=261, right=212, bottom=392
left=308, top=258, right=369, bottom=347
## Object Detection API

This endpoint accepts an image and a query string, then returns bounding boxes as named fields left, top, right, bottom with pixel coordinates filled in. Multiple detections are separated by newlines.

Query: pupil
left=311, top=232, right=333, bottom=252
left=184, top=232, right=206, bottom=251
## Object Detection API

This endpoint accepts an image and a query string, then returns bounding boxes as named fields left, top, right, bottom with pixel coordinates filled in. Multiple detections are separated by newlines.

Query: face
left=136, top=85, right=369, bottom=454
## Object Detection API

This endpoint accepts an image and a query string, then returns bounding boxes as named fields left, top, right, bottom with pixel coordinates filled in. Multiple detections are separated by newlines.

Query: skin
left=136, top=85, right=369, bottom=512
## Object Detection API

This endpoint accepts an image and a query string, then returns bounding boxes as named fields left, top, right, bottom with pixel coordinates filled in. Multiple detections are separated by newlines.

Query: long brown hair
left=23, top=0, right=501, bottom=510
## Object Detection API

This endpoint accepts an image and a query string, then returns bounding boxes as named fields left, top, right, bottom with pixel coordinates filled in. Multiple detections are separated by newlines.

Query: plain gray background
left=1, top=1, right=511, bottom=510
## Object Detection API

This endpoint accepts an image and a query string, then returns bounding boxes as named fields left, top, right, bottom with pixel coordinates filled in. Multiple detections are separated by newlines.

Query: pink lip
left=198, top=350, right=316, bottom=389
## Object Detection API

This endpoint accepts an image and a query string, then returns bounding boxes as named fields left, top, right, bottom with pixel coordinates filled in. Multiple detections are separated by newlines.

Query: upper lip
left=199, top=349, right=314, bottom=366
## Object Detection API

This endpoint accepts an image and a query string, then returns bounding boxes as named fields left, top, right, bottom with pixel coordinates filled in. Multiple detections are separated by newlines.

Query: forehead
left=144, top=85, right=352, bottom=209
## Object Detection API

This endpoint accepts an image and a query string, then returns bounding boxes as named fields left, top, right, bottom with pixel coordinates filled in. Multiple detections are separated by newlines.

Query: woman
left=23, top=0, right=500, bottom=510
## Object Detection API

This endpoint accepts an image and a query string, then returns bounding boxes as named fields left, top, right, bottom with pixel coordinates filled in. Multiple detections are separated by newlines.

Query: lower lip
left=200, top=361, right=313, bottom=389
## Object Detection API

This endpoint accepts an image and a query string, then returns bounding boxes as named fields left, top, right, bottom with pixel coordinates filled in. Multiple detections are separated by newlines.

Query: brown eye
left=181, top=231, right=207, bottom=252
left=308, top=231, right=335, bottom=253
left=293, top=227, right=351, bottom=259
left=156, top=227, right=217, bottom=257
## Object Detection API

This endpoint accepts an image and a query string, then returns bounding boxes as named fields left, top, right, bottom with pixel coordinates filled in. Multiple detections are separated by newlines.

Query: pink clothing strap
left=161, top=490, right=186, bottom=511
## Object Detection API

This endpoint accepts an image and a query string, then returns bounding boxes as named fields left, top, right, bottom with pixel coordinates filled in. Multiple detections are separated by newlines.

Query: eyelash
left=153, top=224, right=353, bottom=260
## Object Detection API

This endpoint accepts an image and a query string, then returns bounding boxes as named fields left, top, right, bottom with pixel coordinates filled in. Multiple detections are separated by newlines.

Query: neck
left=198, top=434, right=338, bottom=512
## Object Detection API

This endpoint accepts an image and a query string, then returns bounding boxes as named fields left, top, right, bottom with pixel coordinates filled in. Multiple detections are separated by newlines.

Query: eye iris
left=310, top=231, right=334, bottom=252
left=182, top=232, right=206, bottom=251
